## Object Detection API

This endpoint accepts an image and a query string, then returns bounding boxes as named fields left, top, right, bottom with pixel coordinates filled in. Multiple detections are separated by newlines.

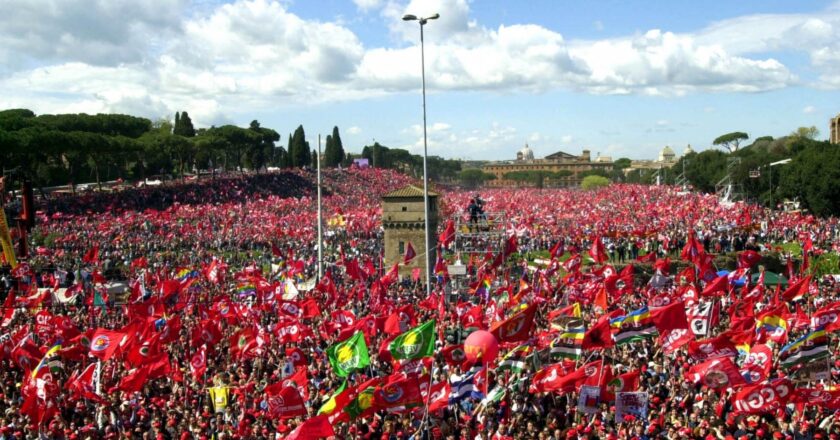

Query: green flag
left=389, top=320, right=436, bottom=360
left=327, top=331, right=370, bottom=377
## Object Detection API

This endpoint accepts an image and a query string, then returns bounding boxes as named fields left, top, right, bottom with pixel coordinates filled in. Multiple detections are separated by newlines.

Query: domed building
left=516, top=144, right=535, bottom=161
left=658, top=145, right=676, bottom=163
left=481, top=144, right=612, bottom=188
left=683, top=144, right=695, bottom=156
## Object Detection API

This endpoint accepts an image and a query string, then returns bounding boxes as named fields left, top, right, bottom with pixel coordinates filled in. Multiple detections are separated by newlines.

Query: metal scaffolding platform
left=452, top=211, right=507, bottom=254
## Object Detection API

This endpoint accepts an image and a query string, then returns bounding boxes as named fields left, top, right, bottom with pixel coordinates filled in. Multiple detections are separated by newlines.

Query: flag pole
left=317, top=134, right=323, bottom=280
left=419, top=362, right=437, bottom=437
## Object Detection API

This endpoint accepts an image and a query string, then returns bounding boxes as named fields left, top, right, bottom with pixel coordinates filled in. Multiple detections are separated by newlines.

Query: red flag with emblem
left=265, top=384, right=307, bottom=419
left=89, top=329, right=126, bottom=361
left=190, top=345, right=207, bottom=382
left=490, top=304, right=537, bottom=343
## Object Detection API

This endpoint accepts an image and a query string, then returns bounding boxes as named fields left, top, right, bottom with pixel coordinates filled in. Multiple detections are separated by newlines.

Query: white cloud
left=346, top=126, right=362, bottom=135
left=561, top=135, right=574, bottom=144
left=1, top=0, right=838, bottom=128
left=353, top=0, right=384, bottom=11
left=803, top=105, right=817, bottom=114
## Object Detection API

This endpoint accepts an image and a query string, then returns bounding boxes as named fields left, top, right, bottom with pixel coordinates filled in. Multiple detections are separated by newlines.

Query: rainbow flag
left=550, top=327, right=584, bottom=360
left=610, top=306, right=657, bottom=345
left=780, top=327, right=828, bottom=368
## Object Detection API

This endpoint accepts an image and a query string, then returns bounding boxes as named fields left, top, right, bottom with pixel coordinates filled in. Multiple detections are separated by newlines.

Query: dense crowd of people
left=1, top=167, right=839, bottom=440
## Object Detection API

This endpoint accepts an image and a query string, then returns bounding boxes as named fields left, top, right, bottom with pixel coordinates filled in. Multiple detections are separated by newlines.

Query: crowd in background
left=1, top=168, right=839, bottom=440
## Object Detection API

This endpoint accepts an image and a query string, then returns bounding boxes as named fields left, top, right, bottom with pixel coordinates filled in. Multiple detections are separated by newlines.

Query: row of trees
left=358, top=142, right=462, bottom=181
left=0, top=109, right=351, bottom=192
left=646, top=126, right=840, bottom=216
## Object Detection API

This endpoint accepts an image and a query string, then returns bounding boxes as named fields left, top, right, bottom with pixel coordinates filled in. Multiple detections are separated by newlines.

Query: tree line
left=358, top=142, right=462, bottom=181
left=0, top=109, right=347, bottom=192
left=633, top=127, right=840, bottom=216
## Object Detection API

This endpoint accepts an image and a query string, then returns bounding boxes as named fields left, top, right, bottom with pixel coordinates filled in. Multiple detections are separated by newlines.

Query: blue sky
left=2, top=0, right=839, bottom=160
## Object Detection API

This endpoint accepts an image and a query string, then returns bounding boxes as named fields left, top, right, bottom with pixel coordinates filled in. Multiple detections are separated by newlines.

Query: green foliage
left=613, top=158, right=632, bottom=169
left=777, top=138, right=840, bottom=216
left=581, top=175, right=610, bottom=190
left=713, top=131, right=749, bottom=153
left=503, top=170, right=573, bottom=188
left=173, top=111, right=196, bottom=137
left=323, top=126, right=345, bottom=167
left=288, top=125, right=311, bottom=168
left=811, top=252, right=840, bottom=278
left=791, top=126, right=819, bottom=140
left=578, top=169, right=610, bottom=179
left=360, top=142, right=461, bottom=180
left=458, top=169, right=495, bottom=187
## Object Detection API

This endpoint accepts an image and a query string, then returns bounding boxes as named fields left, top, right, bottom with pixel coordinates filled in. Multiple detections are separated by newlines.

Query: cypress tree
left=331, top=126, right=345, bottom=166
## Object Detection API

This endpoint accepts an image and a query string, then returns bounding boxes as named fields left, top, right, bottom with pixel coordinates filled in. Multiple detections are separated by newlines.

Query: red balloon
left=463, top=330, right=499, bottom=364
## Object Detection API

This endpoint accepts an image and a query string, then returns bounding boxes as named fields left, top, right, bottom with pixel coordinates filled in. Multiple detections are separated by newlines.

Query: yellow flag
left=0, top=209, right=16, bottom=268
left=208, top=386, right=229, bottom=413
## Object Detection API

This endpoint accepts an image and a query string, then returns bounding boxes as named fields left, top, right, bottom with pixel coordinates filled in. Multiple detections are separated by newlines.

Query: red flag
left=685, top=357, right=745, bottom=389
left=562, top=254, right=582, bottom=273
left=374, top=374, right=423, bottom=409
left=343, top=258, right=365, bottom=281
left=589, top=236, right=607, bottom=264
left=782, top=275, right=812, bottom=302
left=680, top=232, right=704, bottom=263
left=731, top=379, right=793, bottom=414
left=592, top=285, right=609, bottom=313
left=701, top=275, right=729, bottom=297
left=82, top=246, right=99, bottom=264
left=740, top=344, right=773, bottom=383
left=504, top=234, right=518, bottom=257
left=116, top=365, right=151, bottom=393
left=403, top=242, right=416, bottom=264
left=549, top=241, right=564, bottom=260
left=190, top=345, right=207, bottom=382
left=439, top=220, right=456, bottom=248
left=191, top=320, right=223, bottom=348
left=427, top=381, right=450, bottom=412
left=265, top=384, right=307, bottom=419
left=229, top=328, right=259, bottom=360
left=381, top=263, right=399, bottom=285
left=442, top=345, right=467, bottom=367
left=582, top=313, right=616, bottom=350
left=66, top=363, right=107, bottom=404
left=530, top=360, right=602, bottom=394
left=284, top=415, right=335, bottom=440
left=737, top=251, right=762, bottom=269
left=604, top=370, right=640, bottom=401
left=653, top=257, right=671, bottom=275
left=283, top=367, right=310, bottom=401
left=650, top=300, right=692, bottom=353
left=687, top=334, right=739, bottom=361
left=490, top=304, right=537, bottom=343
left=89, top=329, right=126, bottom=361
left=811, top=303, right=840, bottom=332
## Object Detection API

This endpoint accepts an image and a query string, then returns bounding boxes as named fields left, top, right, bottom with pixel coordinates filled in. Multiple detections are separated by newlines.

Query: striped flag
left=779, top=327, right=829, bottom=368
left=497, top=344, right=532, bottom=373
left=550, top=327, right=585, bottom=360
left=610, top=306, right=658, bottom=345
left=448, top=370, right=484, bottom=404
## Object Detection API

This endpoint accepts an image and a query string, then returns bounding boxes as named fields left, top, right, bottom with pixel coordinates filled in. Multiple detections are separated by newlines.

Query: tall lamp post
left=403, top=12, right=439, bottom=298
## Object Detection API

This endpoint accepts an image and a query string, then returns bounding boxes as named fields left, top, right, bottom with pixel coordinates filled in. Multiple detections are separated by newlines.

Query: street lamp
left=403, top=12, right=439, bottom=298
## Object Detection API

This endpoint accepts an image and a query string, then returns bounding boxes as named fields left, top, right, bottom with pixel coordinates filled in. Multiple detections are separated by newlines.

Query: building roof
left=660, top=145, right=675, bottom=156
left=383, top=184, right=438, bottom=198
left=544, top=151, right=579, bottom=160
